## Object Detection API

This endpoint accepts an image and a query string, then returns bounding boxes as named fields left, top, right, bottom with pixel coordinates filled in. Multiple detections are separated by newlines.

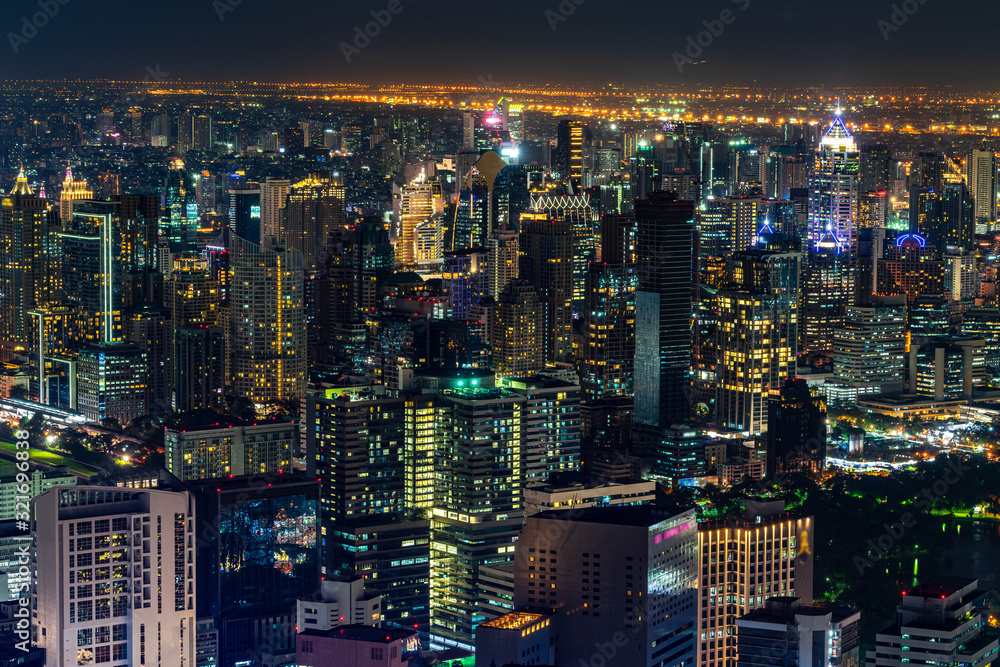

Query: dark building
left=633, top=191, right=695, bottom=431
left=736, top=597, right=860, bottom=667
left=766, top=378, right=827, bottom=476
left=174, top=325, right=225, bottom=411
left=229, top=183, right=261, bottom=245
left=555, top=119, right=584, bottom=190
left=188, top=475, right=321, bottom=667
left=860, top=144, right=893, bottom=193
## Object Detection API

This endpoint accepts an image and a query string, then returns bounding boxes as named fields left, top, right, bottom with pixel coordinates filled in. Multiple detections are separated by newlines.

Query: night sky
left=0, top=0, right=996, bottom=86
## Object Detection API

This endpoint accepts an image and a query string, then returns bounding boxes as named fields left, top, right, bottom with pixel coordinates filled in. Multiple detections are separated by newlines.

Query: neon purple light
left=652, top=521, right=693, bottom=545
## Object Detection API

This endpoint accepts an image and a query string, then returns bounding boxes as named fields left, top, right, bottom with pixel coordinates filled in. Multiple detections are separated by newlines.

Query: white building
left=523, top=477, right=655, bottom=516
left=296, top=577, right=380, bottom=632
left=32, top=485, right=196, bottom=667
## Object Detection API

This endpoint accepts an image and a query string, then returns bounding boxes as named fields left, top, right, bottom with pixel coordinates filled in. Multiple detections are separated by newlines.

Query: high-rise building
left=529, top=193, right=596, bottom=315
left=697, top=501, right=814, bottom=667
left=76, top=342, right=148, bottom=424
left=394, top=171, right=443, bottom=267
left=961, top=308, right=1000, bottom=373
left=519, top=210, right=573, bottom=362
left=634, top=191, right=695, bottom=429
left=909, top=336, right=985, bottom=400
left=556, top=119, right=584, bottom=190
left=58, top=164, right=92, bottom=227
left=579, top=219, right=637, bottom=402
left=860, top=144, right=893, bottom=193
left=442, top=249, right=488, bottom=321
left=487, top=229, right=519, bottom=299
left=865, top=577, right=997, bottom=667
left=831, top=295, right=907, bottom=396
left=808, top=115, right=859, bottom=258
left=260, top=177, right=290, bottom=239
left=229, top=182, right=261, bottom=246
left=165, top=414, right=296, bottom=481
left=32, top=485, right=197, bottom=667
left=878, top=232, right=944, bottom=303
left=163, top=164, right=196, bottom=253
left=0, top=170, right=59, bottom=356
left=799, top=251, right=855, bottom=354
left=123, top=303, right=171, bottom=409
left=966, top=148, right=997, bottom=232
left=715, top=250, right=799, bottom=435
left=187, top=475, right=319, bottom=667
left=164, top=257, right=219, bottom=403
left=63, top=201, right=125, bottom=345
left=231, top=235, right=307, bottom=404
left=736, top=597, right=860, bottom=667
left=192, top=114, right=213, bottom=150
left=514, top=505, right=699, bottom=667
left=490, top=279, right=544, bottom=378
left=280, top=174, right=346, bottom=266
left=766, top=378, right=827, bottom=476
left=173, top=325, right=225, bottom=412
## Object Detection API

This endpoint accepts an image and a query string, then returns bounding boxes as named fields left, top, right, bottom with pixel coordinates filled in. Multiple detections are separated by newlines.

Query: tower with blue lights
left=808, top=110, right=860, bottom=260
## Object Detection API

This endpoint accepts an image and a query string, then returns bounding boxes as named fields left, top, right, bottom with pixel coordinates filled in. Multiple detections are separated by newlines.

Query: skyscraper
left=163, top=163, right=196, bottom=253
left=556, top=119, right=584, bottom=190
left=715, top=250, right=799, bottom=435
left=519, top=210, right=573, bottom=362
left=32, top=485, right=197, bottom=667
left=394, top=170, right=443, bottom=267
left=260, top=177, right=290, bottom=239
left=490, top=279, right=544, bottom=378
left=280, top=174, right=346, bottom=266
left=831, top=295, right=907, bottom=396
left=0, top=170, right=59, bottom=356
left=487, top=229, right=519, bottom=299
left=529, top=193, right=595, bottom=315
left=62, top=201, right=123, bottom=345
left=58, top=164, right=92, bottom=227
left=966, top=148, right=997, bottom=233
left=231, top=235, right=307, bottom=404
left=808, top=115, right=859, bottom=258
left=229, top=181, right=261, bottom=246
left=634, top=191, right=695, bottom=429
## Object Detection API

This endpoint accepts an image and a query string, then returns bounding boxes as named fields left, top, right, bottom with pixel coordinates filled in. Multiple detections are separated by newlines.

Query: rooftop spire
left=11, top=166, right=33, bottom=195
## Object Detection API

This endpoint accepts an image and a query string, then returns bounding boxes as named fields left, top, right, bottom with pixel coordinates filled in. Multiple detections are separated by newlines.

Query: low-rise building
left=296, top=626, right=420, bottom=667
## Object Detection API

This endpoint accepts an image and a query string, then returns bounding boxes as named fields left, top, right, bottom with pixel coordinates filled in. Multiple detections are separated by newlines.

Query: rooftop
left=298, top=625, right=418, bottom=644
left=532, top=504, right=692, bottom=527
left=903, top=575, right=978, bottom=599
left=480, top=612, right=549, bottom=631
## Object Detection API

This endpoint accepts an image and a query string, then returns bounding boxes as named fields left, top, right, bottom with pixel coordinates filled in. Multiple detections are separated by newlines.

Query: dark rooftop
left=903, top=576, right=978, bottom=599
left=532, top=504, right=693, bottom=527
left=298, top=625, right=418, bottom=643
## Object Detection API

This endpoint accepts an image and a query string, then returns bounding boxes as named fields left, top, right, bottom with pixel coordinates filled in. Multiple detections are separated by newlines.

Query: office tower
left=231, top=236, right=307, bottom=404
left=556, top=119, right=584, bottom=189
left=32, top=485, right=196, bottom=667
left=697, top=501, right=814, bottom=667
left=514, top=505, right=698, bottom=667
left=165, top=415, right=295, bottom=480
left=878, top=233, right=944, bottom=303
left=429, top=388, right=527, bottom=648
left=442, top=250, right=488, bottom=321
left=164, top=257, right=219, bottom=404
left=229, top=182, right=261, bottom=245
left=0, top=466, right=75, bottom=521
left=518, top=210, right=573, bottom=362
left=966, top=148, right=997, bottom=232
left=860, top=144, right=892, bottom=193
left=487, top=228, right=519, bottom=299
left=509, top=376, right=582, bottom=482
left=192, top=114, right=213, bottom=150
left=28, top=304, right=78, bottom=407
left=114, top=193, right=161, bottom=280
left=766, top=378, right=826, bottom=476
left=799, top=251, right=855, bottom=354
left=703, top=197, right=763, bottom=255
left=909, top=295, right=950, bottom=336
left=76, top=342, right=148, bottom=424
left=62, top=201, right=123, bottom=345
left=859, top=190, right=889, bottom=229
left=865, top=577, right=998, bottom=667
left=123, top=303, right=171, bottom=409
left=164, top=164, right=196, bottom=253
left=260, top=177, right=290, bottom=238
left=630, top=144, right=659, bottom=208
left=736, top=598, right=860, bottom=667
left=174, top=326, right=225, bottom=412
left=299, top=120, right=325, bottom=148
left=150, top=113, right=171, bottom=145
left=579, top=222, right=637, bottom=402
left=909, top=336, right=985, bottom=400
left=808, top=115, right=859, bottom=257
left=634, top=191, right=695, bottom=429
left=188, top=476, right=319, bottom=667
left=280, top=174, right=347, bottom=266
left=0, top=171, right=59, bottom=356
left=491, top=279, right=544, bottom=378
left=910, top=186, right=943, bottom=248
left=961, top=308, right=1000, bottom=372
left=393, top=170, right=443, bottom=266
left=831, top=296, right=907, bottom=396
left=306, top=389, right=406, bottom=522
left=940, top=180, right=975, bottom=252
left=58, top=164, right=92, bottom=226
left=529, top=193, right=596, bottom=315
left=715, top=250, right=799, bottom=435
